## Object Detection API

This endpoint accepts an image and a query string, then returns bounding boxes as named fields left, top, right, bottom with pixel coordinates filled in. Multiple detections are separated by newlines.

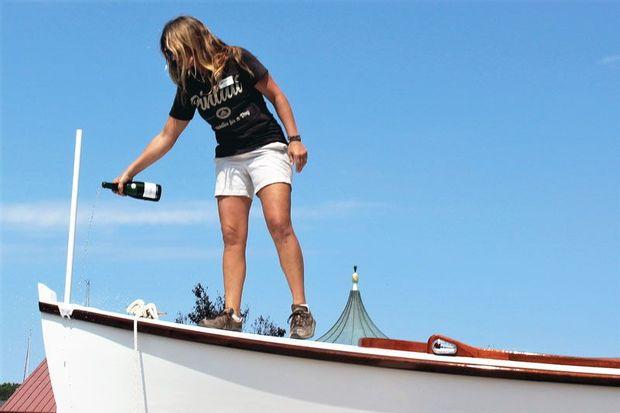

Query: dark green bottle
left=101, top=181, right=162, bottom=202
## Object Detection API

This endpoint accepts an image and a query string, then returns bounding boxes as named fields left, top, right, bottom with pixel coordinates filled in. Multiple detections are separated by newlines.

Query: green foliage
left=251, top=315, right=286, bottom=337
left=0, top=382, right=20, bottom=401
left=176, top=282, right=286, bottom=337
left=175, top=283, right=248, bottom=325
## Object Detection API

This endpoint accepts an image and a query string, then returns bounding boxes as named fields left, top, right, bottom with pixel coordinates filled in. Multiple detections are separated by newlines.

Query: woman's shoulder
left=231, top=45, right=250, bottom=54
left=231, top=46, right=258, bottom=63
left=232, top=46, right=265, bottom=74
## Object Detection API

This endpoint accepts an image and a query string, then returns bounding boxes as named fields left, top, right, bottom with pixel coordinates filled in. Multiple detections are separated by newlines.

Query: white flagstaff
left=63, top=129, right=83, bottom=304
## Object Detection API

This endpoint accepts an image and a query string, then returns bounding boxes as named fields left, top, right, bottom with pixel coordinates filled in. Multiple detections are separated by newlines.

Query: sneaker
left=198, top=308, right=243, bottom=332
left=288, top=304, right=316, bottom=339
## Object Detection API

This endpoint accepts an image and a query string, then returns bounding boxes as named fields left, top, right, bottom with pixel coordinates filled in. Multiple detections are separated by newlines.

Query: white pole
left=64, top=129, right=83, bottom=304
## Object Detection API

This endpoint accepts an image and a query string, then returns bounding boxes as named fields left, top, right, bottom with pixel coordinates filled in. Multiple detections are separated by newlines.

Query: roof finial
left=352, top=265, right=359, bottom=291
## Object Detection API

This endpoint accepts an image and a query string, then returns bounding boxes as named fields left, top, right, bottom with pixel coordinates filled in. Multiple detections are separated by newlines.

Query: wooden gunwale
left=360, top=337, right=620, bottom=370
left=39, top=302, right=620, bottom=387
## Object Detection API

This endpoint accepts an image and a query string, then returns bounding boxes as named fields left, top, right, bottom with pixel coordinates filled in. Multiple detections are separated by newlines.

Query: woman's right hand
left=112, top=173, right=133, bottom=196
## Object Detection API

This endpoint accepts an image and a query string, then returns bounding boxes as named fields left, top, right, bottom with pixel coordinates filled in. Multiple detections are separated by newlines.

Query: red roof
left=0, top=360, right=56, bottom=413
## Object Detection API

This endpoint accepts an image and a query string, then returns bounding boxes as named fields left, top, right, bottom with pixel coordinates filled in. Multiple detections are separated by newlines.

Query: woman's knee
left=267, top=217, right=294, bottom=243
left=221, top=223, right=247, bottom=248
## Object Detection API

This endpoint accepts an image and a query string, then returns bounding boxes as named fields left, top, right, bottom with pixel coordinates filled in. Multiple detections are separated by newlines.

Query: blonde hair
left=160, top=16, right=254, bottom=92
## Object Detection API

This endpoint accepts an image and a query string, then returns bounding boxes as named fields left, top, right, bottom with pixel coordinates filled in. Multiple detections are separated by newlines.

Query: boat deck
left=39, top=294, right=620, bottom=387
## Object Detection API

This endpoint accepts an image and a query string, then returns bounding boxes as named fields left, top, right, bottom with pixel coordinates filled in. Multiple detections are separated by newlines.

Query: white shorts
left=214, top=142, right=293, bottom=198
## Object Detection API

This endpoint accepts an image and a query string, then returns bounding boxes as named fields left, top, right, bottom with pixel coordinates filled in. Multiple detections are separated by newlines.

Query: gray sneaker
left=198, top=308, right=242, bottom=332
left=288, top=304, right=316, bottom=339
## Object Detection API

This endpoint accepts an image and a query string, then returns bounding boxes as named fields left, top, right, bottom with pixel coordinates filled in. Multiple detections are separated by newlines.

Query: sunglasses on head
left=164, top=49, right=175, bottom=61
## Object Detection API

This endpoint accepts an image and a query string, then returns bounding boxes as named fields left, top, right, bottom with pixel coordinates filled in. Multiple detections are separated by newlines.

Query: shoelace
left=288, top=309, right=311, bottom=327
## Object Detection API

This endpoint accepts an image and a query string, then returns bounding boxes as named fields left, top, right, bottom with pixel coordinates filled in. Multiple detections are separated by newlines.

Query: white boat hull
left=39, top=286, right=619, bottom=413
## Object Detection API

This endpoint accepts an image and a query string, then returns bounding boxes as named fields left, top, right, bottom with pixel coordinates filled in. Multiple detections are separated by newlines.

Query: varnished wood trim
left=360, top=338, right=429, bottom=353
left=40, top=302, right=620, bottom=387
left=360, top=336, right=620, bottom=370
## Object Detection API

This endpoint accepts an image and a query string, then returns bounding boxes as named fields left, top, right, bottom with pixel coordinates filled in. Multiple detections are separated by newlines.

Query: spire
left=352, top=265, right=359, bottom=291
left=317, top=266, right=388, bottom=345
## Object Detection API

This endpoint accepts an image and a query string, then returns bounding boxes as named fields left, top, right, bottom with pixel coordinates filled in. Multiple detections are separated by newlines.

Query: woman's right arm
left=113, top=116, right=190, bottom=194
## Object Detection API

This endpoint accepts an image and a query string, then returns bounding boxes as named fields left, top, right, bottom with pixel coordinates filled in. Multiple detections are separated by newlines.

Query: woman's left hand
left=288, top=141, right=308, bottom=173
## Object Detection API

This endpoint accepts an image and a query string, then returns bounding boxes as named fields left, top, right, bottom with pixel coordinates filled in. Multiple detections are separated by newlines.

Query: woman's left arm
left=255, top=74, right=308, bottom=173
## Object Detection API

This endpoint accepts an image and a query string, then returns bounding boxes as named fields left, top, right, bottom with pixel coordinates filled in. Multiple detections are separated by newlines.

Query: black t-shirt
left=169, top=47, right=286, bottom=158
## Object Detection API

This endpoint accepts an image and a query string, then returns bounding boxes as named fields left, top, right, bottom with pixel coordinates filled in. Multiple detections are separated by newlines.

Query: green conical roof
left=317, top=267, right=388, bottom=345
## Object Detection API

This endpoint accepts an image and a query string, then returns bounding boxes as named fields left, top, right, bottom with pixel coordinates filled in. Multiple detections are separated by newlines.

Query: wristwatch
left=288, top=135, right=302, bottom=143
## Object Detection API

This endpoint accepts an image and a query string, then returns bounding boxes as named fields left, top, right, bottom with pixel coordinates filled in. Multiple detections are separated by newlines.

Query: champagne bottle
left=101, top=181, right=162, bottom=202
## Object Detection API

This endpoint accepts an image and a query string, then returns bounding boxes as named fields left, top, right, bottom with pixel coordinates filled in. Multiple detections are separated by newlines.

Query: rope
left=133, top=315, right=147, bottom=412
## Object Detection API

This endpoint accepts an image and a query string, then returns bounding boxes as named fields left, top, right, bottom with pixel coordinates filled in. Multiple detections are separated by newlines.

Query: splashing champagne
left=101, top=181, right=162, bottom=202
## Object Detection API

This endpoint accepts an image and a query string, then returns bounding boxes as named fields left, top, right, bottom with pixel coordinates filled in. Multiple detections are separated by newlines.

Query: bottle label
left=143, top=182, right=158, bottom=199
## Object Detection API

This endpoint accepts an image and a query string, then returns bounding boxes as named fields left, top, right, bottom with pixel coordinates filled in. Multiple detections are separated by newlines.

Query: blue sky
left=1, top=2, right=619, bottom=382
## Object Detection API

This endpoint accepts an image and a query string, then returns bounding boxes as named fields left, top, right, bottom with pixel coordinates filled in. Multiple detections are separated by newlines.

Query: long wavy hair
left=160, top=16, right=254, bottom=92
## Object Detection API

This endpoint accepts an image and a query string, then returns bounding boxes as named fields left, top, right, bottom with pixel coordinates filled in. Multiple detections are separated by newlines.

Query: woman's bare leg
left=217, top=195, right=252, bottom=315
left=257, top=183, right=306, bottom=304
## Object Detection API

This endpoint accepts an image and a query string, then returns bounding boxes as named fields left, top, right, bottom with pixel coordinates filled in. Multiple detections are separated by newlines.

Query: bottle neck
left=101, top=181, right=118, bottom=191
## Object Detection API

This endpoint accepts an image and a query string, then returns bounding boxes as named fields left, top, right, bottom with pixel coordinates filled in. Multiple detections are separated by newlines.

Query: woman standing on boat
left=113, top=15, right=315, bottom=339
